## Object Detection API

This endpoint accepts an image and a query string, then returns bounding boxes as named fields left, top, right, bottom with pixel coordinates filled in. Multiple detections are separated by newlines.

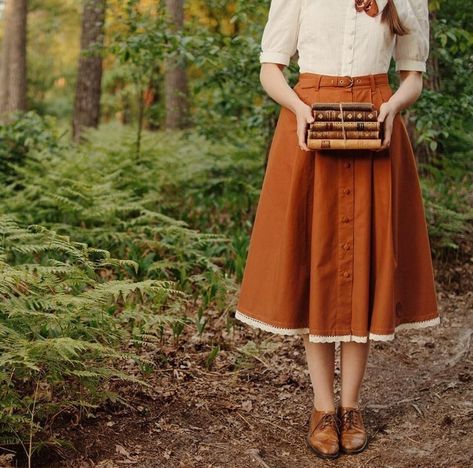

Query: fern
left=0, top=216, right=185, bottom=451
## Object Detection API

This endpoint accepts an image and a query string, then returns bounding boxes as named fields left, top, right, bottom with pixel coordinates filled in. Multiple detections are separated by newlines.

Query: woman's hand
left=259, top=63, right=315, bottom=151
left=375, top=70, right=424, bottom=151
left=294, top=100, right=315, bottom=151
left=375, top=101, right=398, bottom=151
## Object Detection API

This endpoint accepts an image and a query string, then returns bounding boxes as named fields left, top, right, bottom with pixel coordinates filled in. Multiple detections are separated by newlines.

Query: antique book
left=308, top=130, right=380, bottom=139
left=307, top=102, right=384, bottom=150
left=311, top=102, right=375, bottom=110
left=309, top=121, right=381, bottom=131
left=311, top=101, right=378, bottom=122
left=307, top=139, right=382, bottom=150
left=312, top=109, right=378, bottom=122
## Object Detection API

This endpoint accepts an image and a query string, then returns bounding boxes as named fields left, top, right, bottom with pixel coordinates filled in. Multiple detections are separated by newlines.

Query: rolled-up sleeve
left=392, top=0, right=430, bottom=72
left=259, top=0, right=302, bottom=66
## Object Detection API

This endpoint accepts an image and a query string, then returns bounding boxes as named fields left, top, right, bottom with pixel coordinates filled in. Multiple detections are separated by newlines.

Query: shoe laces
left=317, top=412, right=341, bottom=434
left=340, top=408, right=362, bottom=430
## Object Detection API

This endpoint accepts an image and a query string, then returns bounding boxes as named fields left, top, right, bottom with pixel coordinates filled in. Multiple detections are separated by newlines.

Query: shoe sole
left=339, top=435, right=369, bottom=454
left=305, top=436, right=339, bottom=459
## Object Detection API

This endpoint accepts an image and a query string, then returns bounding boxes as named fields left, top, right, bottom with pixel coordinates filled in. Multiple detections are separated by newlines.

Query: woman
left=234, top=0, right=441, bottom=460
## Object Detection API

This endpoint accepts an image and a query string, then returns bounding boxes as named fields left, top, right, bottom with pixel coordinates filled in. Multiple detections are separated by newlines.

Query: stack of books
left=306, top=102, right=383, bottom=150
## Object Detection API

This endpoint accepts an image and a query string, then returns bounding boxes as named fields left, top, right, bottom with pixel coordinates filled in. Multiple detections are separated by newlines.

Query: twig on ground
left=246, top=448, right=271, bottom=468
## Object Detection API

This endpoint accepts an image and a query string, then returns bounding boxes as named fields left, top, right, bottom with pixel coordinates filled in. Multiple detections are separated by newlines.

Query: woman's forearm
left=259, top=63, right=307, bottom=114
left=388, top=70, right=423, bottom=113
left=259, top=63, right=315, bottom=151
left=376, top=70, right=424, bottom=150
left=258, top=65, right=424, bottom=152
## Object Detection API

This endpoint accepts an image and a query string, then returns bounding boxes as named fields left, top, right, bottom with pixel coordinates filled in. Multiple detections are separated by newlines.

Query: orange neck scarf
left=354, top=0, right=379, bottom=17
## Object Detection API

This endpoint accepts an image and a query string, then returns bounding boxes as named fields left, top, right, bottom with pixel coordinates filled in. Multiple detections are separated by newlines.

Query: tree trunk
left=72, top=0, right=106, bottom=142
left=0, top=0, right=27, bottom=117
left=164, top=0, right=189, bottom=129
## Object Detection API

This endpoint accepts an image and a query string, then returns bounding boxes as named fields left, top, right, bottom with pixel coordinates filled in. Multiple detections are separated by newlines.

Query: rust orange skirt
left=235, top=72, right=441, bottom=343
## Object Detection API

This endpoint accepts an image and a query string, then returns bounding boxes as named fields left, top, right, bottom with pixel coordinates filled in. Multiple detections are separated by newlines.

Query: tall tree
left=164, top=0, right=189, bottom=129
left=0, top=0, right=27, bottom=116
left=72, top=0, right=106, bottom=142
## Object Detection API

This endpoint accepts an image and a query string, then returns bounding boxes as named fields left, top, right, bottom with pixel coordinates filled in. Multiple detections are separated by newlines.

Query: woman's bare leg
left=339, top=341, right=371, bottom=408
left=303, top=334, right=336, bottom=411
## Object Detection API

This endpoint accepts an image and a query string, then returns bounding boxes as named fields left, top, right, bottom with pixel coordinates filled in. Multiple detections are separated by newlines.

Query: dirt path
left=32, top=256, right=473, bottom=467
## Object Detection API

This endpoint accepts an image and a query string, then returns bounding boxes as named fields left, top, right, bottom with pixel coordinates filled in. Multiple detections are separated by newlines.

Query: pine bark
left=72, top=0, right=106, bottom=142
left=164, top=0, right=189, bottom=129
left=0, top=0, right=28, bottom=116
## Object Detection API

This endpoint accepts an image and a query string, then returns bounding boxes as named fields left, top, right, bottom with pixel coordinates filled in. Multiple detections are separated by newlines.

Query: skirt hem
left=234, top=309, right=441, bottom=343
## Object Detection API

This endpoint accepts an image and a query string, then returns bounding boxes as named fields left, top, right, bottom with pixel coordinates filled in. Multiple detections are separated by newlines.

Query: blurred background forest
left=0, top=0, right=472, bottom=466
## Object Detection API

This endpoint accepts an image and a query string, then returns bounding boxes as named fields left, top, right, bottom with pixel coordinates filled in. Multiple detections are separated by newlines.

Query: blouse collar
left=375, top=0, right=389, bottom=13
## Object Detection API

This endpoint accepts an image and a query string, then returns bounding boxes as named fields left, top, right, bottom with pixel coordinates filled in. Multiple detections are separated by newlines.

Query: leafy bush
left=420, top=127, right=473, bottom=256
left=0, top=120, right=261, bottom=283
left=0, top=117, right=239, bottom=457
left=0, top=214, right=184, bottom=458
left=0, top=111, right=63, bottom=183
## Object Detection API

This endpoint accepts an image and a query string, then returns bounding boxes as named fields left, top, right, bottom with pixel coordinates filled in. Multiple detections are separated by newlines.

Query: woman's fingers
left=374, top=102, right=393, bottom=151
left=380, top=113, right=394, bottom=149
left=298, top=121, right=311, bottom=151
left=297, top=106, right=314, bottom=151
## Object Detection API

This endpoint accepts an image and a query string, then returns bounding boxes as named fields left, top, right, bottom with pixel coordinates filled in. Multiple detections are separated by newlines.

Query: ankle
left=314, top=402, right=336, bottom=412
left=339, top=401, right=360, bottom=409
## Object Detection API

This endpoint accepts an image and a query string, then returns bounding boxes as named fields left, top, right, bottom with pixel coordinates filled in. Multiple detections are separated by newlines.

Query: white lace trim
left=234, top=309, right=441, bottom=343
left=234, top=310, right=310, bottom=335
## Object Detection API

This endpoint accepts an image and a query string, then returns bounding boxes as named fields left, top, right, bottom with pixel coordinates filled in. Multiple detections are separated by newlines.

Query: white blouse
left=259, top=0, right=429, bottom=76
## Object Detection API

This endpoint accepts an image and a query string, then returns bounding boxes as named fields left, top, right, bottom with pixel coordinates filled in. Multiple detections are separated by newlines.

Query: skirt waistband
left=297, top=72, right=389, bottom=90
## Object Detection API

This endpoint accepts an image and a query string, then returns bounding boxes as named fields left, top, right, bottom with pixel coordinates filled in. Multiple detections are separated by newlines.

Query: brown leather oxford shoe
left=337, top=405, right=368, bottom=454
left=306, top=407, right=340, bottom=459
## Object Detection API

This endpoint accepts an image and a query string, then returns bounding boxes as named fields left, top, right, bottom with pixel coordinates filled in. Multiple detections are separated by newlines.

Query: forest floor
left=12, top=244, right=473, bottom=468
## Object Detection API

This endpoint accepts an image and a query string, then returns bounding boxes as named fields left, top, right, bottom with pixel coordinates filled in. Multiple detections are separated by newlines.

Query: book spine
left=312, top=102, right=374, bottom=111
left=307, top=139, right=382, bottom=150
left=312, top=110, right=378, bottom=121
left=308, top=130, right=379, bottom=139
left=309, top=121, right=381, bottom=131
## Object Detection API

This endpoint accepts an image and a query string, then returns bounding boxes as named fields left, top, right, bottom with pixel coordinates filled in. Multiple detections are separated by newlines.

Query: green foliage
left=412, top=14, right=473, bottom=154
left=420, top=127, right=473, bottom=256
left=0, top=115, right=242, bottom=453
left=0, top=127, right=234, bottom=288
left=25, top=121, right=263, bottom=281
left=397, top=0, right=473, bottom=256
left=0, top=111, right=63, bottom=183
left=0, top=214, right=182, bottom=453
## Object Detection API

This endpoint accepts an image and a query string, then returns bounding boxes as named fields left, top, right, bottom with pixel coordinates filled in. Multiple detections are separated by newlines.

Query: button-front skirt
left=234, top=72, right=440, bottom=343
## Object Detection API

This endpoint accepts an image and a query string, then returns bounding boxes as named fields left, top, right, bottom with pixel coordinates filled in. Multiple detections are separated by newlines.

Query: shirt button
left=344, top=188, right=351, bottom=195
left=342, top=216, right=350, bottom=223
left=343, top=242, right=351, bottom=250
left=344, top=162, right=351, bottom=168
left=343, top=271, right=350, bottom=278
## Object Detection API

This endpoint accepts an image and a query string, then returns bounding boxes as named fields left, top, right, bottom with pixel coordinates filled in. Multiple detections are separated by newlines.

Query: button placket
left=340, top=1, right=357, bottom=76
left=337, top=146, right=355, bottom=325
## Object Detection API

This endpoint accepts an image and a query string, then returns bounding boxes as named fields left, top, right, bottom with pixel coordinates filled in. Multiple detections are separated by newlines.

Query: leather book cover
left=307, top=139, right=382, bottom=150
left=311, top=102, right=375, bottom=111
left=312, top=109, right=378, bottom=122
left=308, top=130, right=380, bottom=139
left=309, top=121, right=381, bottom=131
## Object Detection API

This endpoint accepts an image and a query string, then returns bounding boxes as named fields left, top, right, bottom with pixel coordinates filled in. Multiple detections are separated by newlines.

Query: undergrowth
left=0, top=214, right=184, bottom=460
left=0, top=111, right=471, bottom=460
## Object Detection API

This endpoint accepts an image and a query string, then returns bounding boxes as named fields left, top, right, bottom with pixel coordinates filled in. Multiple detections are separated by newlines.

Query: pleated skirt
left=234, top=72, right=441, bottom=343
